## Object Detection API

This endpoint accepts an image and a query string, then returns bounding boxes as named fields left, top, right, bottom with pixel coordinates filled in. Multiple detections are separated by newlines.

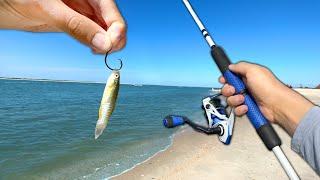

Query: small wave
left=104, top=132, right=177, bottom=180
left=79, top=133, right=176, bottom=180
left=104, top=111, right=202, bottom=179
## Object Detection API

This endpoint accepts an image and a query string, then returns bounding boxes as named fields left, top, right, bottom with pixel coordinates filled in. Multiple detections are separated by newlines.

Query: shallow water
left=0, top=79, right=211, bottom=179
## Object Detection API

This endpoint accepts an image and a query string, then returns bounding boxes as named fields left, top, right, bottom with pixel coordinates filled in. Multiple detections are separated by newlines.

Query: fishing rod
left=182, top=0, right=299, bottom=179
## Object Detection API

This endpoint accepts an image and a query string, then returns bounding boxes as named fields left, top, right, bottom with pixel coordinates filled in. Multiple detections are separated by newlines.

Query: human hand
left=0, top=0, right=126, bottom=53
left=219, top=61, right=313, bottom=135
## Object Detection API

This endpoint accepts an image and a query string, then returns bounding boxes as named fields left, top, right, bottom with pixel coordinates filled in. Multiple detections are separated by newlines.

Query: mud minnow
left=95, top=70, right=120, bottom=139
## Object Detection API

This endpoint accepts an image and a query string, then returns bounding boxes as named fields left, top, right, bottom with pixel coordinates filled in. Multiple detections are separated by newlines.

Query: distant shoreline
left=0, top=77, right=218, bottom=88
left=0, top=76, right=103, bottom=84
left=2, top=76, right=316, bottom=89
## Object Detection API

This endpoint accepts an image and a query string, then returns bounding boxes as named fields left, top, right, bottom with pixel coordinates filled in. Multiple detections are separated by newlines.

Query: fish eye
left=115, top=74, right=119, bottom=78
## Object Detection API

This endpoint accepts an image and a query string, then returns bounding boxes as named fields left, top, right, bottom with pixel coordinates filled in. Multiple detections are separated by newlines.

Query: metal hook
left=104, top=52, right=123, bottom=71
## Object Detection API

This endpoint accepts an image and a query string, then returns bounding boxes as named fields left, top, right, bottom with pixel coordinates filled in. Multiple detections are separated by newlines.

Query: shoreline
left=110, top=128, right=203, bottom=180
left=106, top=131, right=177, bottom=179
left=112, top=89, right=320, bottom=179
left=107, top=126, right=189, bottom=179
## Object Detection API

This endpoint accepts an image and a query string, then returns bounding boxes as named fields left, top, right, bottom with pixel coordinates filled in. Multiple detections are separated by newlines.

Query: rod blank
left=182, top=0, right=216, bottom=47
left=182, top=0, right=300, bottom=179
left=273, top=146, right=300, bottom=180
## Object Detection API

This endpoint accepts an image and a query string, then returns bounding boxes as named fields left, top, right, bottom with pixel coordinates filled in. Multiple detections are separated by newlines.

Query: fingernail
left=239, top=96, right=244, bottom=103
left=113, top=29, right=122, bottom=40
left=92, top=32, right=111, bottom=52
left=110, top=24, right=122, bottom=42
left=244, top=106, right=248, bottom=112
left=229, top=64, right=234, bottom=69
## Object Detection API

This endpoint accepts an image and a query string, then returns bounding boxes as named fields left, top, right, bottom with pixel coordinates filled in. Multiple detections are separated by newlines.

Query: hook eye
left=104, top=52, right=123, bottom=71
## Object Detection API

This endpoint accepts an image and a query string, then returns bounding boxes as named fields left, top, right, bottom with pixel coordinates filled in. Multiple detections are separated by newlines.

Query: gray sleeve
left=291, top=106, right=320, bottom=175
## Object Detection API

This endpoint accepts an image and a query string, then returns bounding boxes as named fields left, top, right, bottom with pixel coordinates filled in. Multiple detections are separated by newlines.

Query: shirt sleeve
left=291, top=106, right=320, bottom=175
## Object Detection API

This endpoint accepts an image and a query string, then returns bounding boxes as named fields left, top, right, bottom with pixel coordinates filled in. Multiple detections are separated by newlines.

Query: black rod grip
left=211, top=46, right=232, bottom=73
left=257, top=124, right=281, bottom=150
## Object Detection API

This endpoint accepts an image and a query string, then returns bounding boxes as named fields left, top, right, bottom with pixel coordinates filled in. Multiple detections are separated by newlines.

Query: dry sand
left=113, top=89, right=320, bottom=180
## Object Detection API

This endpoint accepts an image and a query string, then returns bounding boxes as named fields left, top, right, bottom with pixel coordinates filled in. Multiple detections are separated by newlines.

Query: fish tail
left=95, top=119, right=106, bottom=140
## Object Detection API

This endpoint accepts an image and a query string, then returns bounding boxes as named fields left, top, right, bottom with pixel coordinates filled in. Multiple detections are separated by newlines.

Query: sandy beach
left=113, top=89, right=320, bottom=180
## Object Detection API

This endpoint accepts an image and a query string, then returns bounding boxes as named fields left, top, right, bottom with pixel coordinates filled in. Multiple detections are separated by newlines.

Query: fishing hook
left=104, top=52, right=123, bottom=71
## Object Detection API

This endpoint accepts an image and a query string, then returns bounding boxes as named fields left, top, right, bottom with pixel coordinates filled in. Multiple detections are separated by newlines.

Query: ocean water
left=0, top=79, right=212, bottom=179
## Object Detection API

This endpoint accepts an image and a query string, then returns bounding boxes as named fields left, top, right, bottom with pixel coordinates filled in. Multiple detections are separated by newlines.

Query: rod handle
left=211, top=46, right=281, bottom=150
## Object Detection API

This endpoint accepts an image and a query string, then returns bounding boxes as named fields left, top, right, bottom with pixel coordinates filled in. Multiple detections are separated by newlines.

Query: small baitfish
left=95, top=70, right=120, bottom=139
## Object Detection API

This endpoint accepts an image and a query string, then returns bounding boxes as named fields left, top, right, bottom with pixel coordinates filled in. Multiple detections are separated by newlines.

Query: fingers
left=227, top=94, right=244, bottom=107
left=221, top=79, right=247, bottom=116
left=228, top=61, right=255, bottom=76
left=94, top=0, right=125, bottom=26
left=234, top=105, right=248, bottom=116
left=220, top=62, right=255, bottom=116
left=218, top=76, right=226, bottom=84
left=221, top=84, right=235, bottom=97
left=47, top=1, right=112, bottom=53
left=91, top=0, right=127, bottom=52
left=106, top=21, right=127, bottom=52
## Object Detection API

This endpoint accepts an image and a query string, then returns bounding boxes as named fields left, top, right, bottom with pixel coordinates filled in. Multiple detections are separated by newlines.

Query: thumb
left=228, top=61, right=254, bottom=76
left=48, top=1, right=112, bottom=53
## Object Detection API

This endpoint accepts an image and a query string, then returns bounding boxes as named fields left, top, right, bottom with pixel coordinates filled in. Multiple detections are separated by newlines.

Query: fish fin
left=95, top=119, right=106, bottom=140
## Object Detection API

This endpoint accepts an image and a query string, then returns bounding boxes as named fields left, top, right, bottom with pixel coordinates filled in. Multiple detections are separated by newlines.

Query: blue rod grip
left=223, top=70, right=268, bottom=129
left=211, top=46, right=268, bottom=129
left=211, top=46, right=281, bottom=150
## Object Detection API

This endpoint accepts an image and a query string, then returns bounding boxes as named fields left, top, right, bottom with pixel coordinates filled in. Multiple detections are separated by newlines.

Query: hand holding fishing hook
left=104, top=52, right=123, bottom=71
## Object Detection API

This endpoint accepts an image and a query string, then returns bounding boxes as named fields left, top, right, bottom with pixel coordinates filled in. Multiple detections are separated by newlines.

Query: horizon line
left=1, top=76, right=318, bottom=89
left=0, top=76, right=218, bottom=89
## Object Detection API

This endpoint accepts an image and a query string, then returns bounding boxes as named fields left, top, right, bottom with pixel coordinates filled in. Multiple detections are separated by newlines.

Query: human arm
left=219, top=61, right=314, bottom=136
left=291, top=106, right=320, bottom=175
left=220, top=61, right=320, bottom=174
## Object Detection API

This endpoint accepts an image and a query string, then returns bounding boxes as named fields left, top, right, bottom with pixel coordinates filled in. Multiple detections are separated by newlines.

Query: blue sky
left=0, top=0, right=320, bottom=87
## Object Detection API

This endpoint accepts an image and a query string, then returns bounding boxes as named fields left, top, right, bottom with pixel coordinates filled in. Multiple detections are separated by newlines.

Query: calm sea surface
left=0, top=79, right=212, bottom=179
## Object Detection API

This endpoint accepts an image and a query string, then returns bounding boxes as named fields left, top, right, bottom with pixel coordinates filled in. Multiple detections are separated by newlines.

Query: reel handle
left=163, top=115, right=186, bottom=128
left=211, top=46, right=281, bottom=150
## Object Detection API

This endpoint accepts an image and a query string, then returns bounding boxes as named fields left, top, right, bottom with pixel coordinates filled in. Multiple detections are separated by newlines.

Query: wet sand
left=113, top=89, right=320, bottom=180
